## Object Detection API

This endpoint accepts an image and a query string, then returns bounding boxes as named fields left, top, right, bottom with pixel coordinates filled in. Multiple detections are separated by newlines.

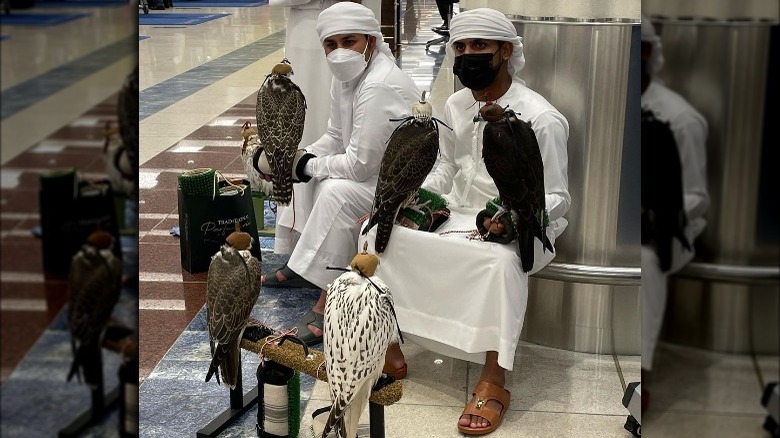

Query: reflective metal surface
left=460, top=0, right=640, bottom=21
left=651, top=17, right=779, bottom=354
left=535, top=262, right=641, bottom=286
left=454, top=9, right=642, bottom=354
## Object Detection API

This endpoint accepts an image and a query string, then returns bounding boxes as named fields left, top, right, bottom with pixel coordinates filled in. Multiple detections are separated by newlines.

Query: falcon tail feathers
left=68, top=339, right=101, bottom=386
left=219, top=344, right=240, bottom=390
left=271, top=171, right=293, bottom=206
left=206, top=344, right=235, bottom=389
left=321, top=403, right=346, bottom=438
left=518, top=228, right=534, bottom=273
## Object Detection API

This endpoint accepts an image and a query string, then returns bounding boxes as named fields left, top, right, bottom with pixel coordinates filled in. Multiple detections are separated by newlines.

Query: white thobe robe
left=362, top=82, right=570, bottom=371
left=641, top=80, right=709, bottom=370
left=282, top=52, right=421, bottom=290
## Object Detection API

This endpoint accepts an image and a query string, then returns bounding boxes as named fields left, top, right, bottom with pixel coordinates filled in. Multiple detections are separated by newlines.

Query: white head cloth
left=316, top=2, right=394, bottom=59
left=447, top=8, right=526, bottom=82
left=641, top=15, right=664, bottom=76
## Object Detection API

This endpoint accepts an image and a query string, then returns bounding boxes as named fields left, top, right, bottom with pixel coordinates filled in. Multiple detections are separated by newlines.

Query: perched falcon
left=67, top=230, right=122, bottom=387
left=641, top=108, right=690, bottom=271
left=256, top=59, right=307, bottom=205
left=322, top=250, right=401, bottom=438
left=480, top=103, right=553, bottom=272
left=205, top=228, right=262, bottom=389
left=361, top=93, right=446, bottom=253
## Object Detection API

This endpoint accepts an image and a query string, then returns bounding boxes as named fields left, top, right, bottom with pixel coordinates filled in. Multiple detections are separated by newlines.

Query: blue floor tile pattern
left=0, top=34, right=136, bottom=120
left=0, top=12, right=90, bottom=26
left=138, top=251, right=322, bottom=438
left=0, top=236, right=140, bottom=438
left=138, top=12, right=230, bottom=26
left=138, top=30, right=286, bottom=121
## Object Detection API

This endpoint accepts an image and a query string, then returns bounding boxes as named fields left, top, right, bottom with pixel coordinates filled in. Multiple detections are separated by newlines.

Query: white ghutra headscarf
left=641, top=15, right=665, bottom=76
left=316, top=2, right=394, bottom=59
left=448, top=8, right=526, bottom=82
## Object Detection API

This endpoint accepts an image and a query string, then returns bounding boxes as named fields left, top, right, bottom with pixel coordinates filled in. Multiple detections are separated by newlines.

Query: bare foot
left=260, top=269, right=287, bottom=284
left=384, top=343, right=406, bottom=371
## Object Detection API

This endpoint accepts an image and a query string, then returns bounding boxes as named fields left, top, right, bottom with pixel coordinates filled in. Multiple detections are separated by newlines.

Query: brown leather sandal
left=458, top=380, right=511, bottom=436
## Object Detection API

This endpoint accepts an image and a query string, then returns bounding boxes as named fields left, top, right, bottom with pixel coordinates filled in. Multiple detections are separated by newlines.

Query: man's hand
left=482, top=217, right=507, bottom=236
left=476, top=209, right=515, bottom=244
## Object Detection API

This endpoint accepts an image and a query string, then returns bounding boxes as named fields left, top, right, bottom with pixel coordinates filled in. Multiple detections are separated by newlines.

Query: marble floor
left=1, top=2, right=137, bottom=436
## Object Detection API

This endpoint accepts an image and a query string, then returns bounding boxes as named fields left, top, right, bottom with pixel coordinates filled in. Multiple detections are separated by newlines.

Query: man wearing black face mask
left=364, top=8, right=571, bottom=435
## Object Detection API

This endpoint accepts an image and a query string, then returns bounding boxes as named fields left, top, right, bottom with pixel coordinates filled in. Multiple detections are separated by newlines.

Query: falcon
left=322, top=249, right=401, bottom=438
left=641, top=108, right=690, bottom=271
left=480, top=103, right=553, bottom=272
left=361, top=93, right=446, bottom=253
left=256, top=59, right=307, bottom=205
left=67, top=230, right=122, bottom=387
left=205, top=227, right=262, bottom=389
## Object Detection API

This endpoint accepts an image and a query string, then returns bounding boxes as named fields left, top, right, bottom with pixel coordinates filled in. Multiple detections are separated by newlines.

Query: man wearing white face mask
left=255, top=2, right=420, bottom=346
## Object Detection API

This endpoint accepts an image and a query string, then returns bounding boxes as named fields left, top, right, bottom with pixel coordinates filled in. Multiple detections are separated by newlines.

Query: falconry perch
left=479, top=103, right=553, bottom=272
left=361, top=92, right=447, bottom=253
left=67, top=230, right=122, bottom=387
left=205, top=225, right=262, bottom=389
left=256, top=59, right=307, bottom=205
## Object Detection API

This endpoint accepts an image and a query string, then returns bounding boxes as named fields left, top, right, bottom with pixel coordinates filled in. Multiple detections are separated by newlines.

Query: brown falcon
left=361, top=93, right=447, bottom=253
left=205, top=227, right=262, bottom=389
left=67, top=230, right=122, bottom=387
left=479, top=103, right=553, bottom=272
left=255, top=59, right=306, bottom=205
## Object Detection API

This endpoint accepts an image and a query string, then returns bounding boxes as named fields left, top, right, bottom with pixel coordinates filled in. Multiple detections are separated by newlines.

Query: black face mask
left=453, top=46, right=503, bottom=91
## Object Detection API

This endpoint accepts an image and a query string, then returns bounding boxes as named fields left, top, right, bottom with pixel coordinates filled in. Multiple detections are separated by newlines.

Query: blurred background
left=640, top=0, right=779, bottom=436
left=1, top=0, right=138, bottom=436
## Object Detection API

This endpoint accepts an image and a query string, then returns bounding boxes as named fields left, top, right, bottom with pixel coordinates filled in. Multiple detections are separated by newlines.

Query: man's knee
left=314, top=179, right=372, bottom=214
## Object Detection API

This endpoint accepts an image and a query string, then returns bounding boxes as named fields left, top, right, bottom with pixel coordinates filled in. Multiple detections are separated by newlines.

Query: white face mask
left=326, top=39, right=372, bottom=82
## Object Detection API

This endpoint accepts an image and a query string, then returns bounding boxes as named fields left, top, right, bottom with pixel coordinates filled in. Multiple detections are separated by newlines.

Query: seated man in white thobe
left=362, top=8, right=570, bottom=435
left=640, top=16, right=709, bottom=408
left=254, top=2, right=421, bottom=345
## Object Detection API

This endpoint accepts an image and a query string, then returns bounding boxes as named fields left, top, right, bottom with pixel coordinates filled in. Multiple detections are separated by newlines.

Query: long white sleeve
left=307, top=83, right=410, bottom=182
left=307, top=79, right=344, bottom=157
left=672, top=111, right=709, bottom=222
left=422, top=103, right=459, bottom=195
left=534, top=110, right=571, bottom=223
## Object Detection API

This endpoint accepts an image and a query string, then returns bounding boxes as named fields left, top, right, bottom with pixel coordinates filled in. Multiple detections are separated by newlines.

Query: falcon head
left=226, top=229, right=252, bottom=251
left=478, top=103, right=508, bottom=122
left=270, top=59, right=293, bottom=77
left=241, top=121, right=257, bottom=140
left=350, top=242, right=379, bottom=277
left=412, top=91, right=433, bottom=121
left=86, top=230, right=114, bottom=251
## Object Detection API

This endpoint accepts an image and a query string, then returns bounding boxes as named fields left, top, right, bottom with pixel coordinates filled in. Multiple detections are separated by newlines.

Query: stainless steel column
left=648, top=17, right=779, bottom=354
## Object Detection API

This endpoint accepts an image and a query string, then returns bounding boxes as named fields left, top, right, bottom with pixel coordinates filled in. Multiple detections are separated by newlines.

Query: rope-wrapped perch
left=240, top=336, right=403, bottom=406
